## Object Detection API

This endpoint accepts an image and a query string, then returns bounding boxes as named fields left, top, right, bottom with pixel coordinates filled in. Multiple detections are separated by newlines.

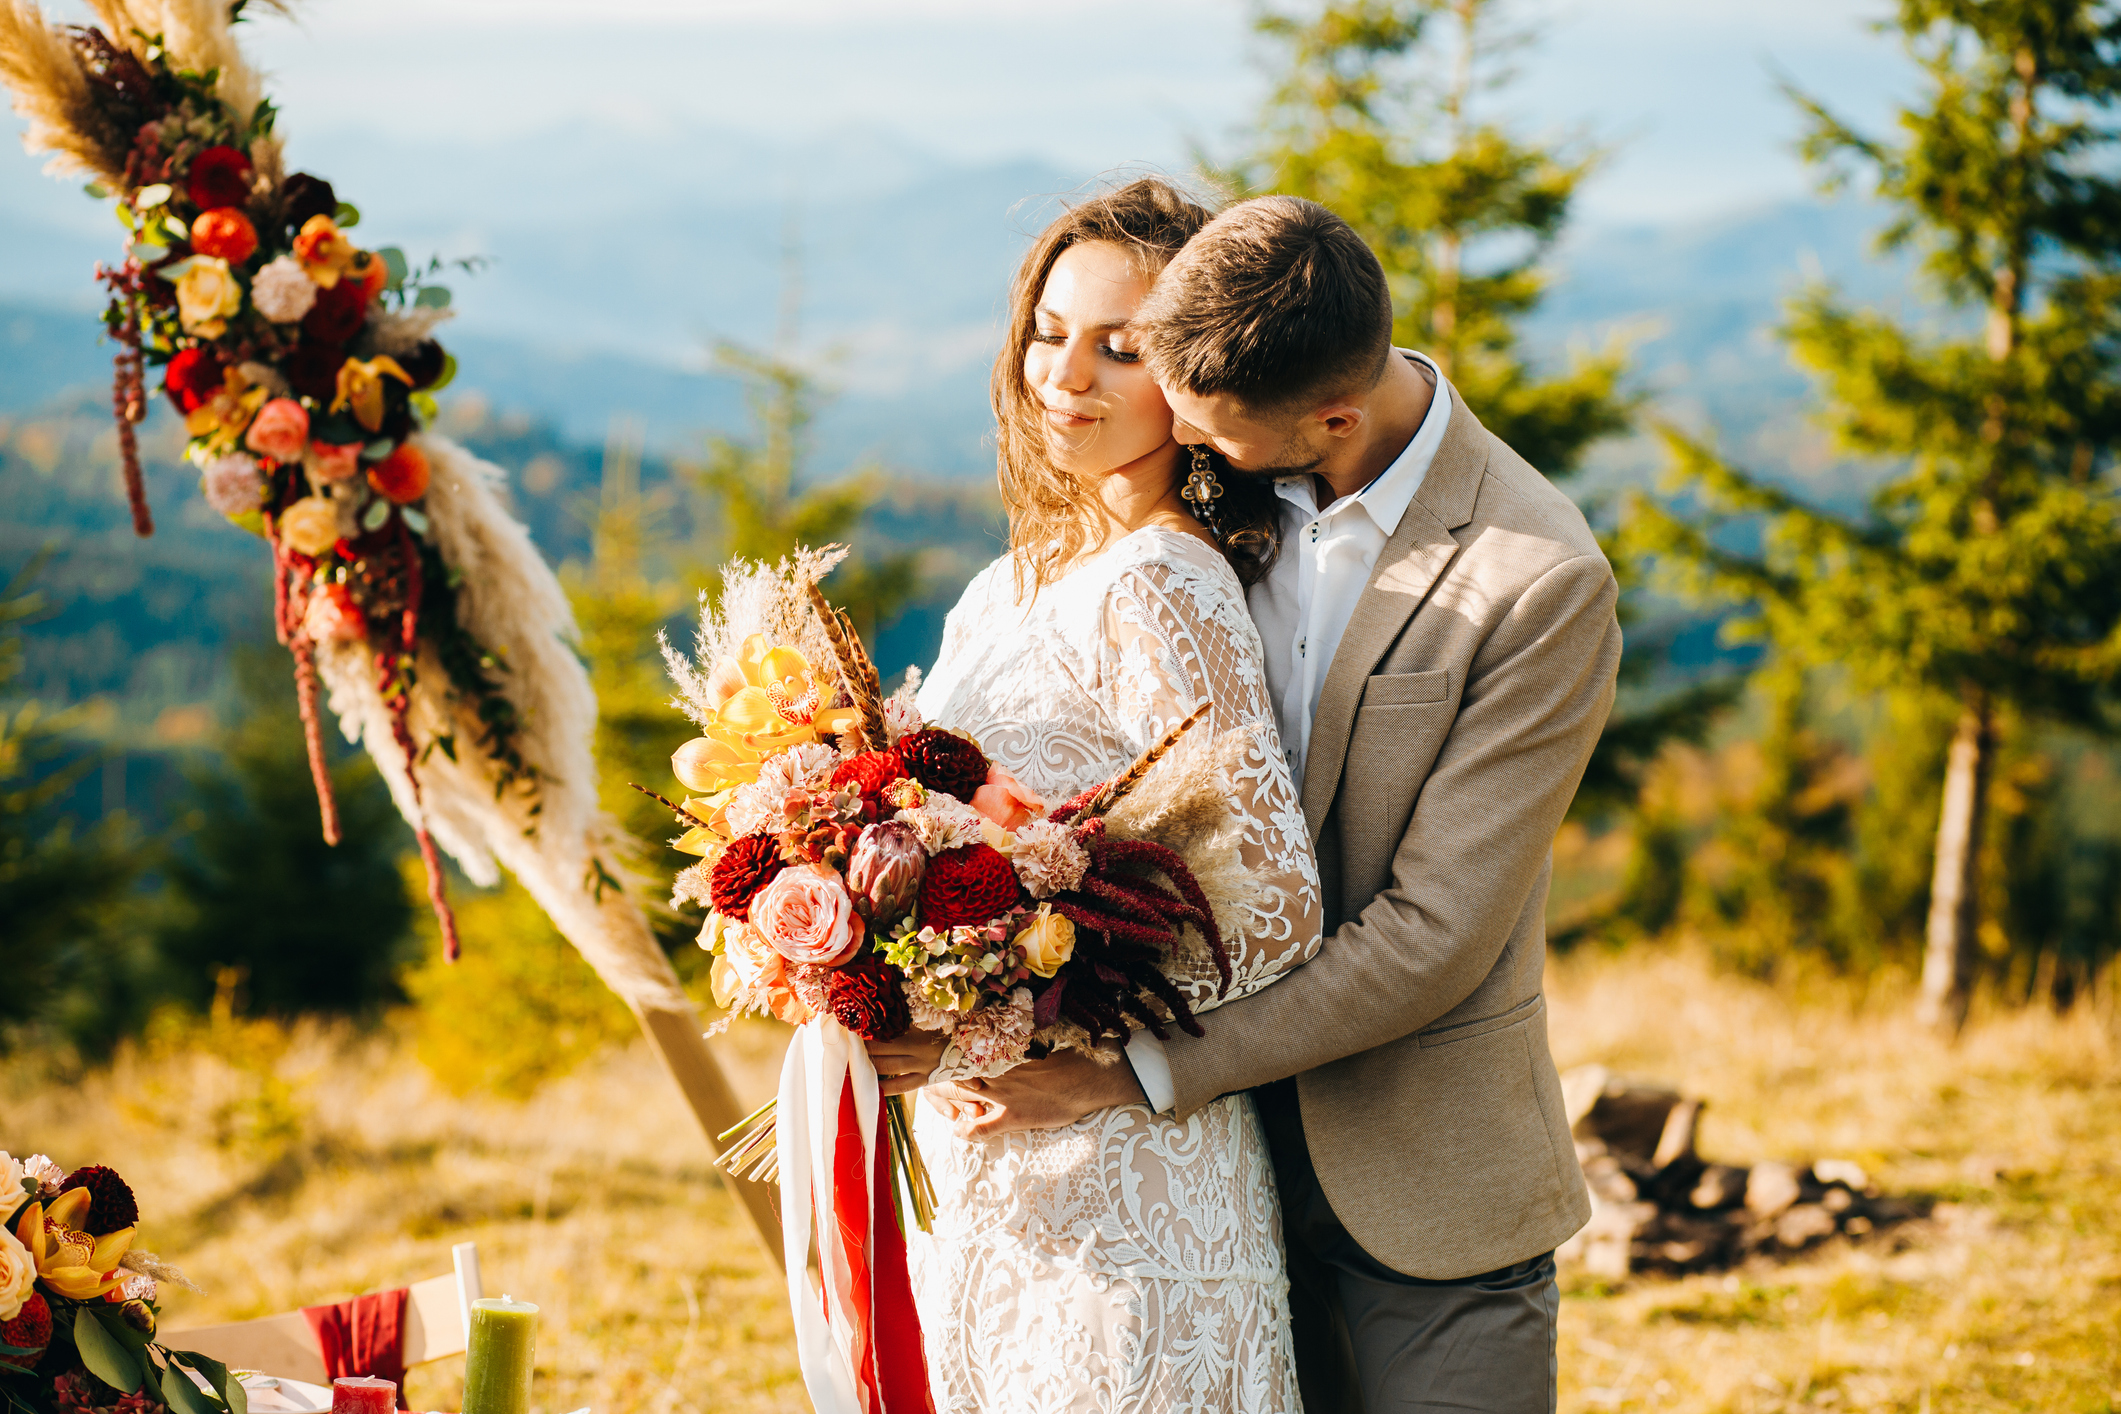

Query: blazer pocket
left=1361, top=669, right=1450, bottom=707
left=1415, top=993, right=1543, bottom=1048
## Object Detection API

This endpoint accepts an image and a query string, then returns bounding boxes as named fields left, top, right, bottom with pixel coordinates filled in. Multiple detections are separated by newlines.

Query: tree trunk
left=1918, top=693, right=1994, bottom=1034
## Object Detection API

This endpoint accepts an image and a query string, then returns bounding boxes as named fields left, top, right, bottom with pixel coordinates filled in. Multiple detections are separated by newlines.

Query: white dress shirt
left=1127, top=352, right=1453, bottom=1112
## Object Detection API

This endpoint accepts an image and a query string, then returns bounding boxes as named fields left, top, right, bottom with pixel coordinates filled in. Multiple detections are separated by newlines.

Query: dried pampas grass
left=314, top=435, right=689, bottom=1014
left=0, top=0, right=120, bottom=182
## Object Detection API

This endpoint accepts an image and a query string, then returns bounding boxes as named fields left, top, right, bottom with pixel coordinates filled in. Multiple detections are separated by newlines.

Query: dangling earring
left=1180, top=444, right=1224, bottom=529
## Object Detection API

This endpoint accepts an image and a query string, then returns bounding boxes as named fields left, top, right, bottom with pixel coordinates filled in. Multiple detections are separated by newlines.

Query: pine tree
left=1624, top=0, right=2121, bottom=1031
left=1234, top=0, right=1631, bottom=471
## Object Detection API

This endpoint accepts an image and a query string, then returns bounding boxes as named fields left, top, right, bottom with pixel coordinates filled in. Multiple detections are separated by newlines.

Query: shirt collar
left=1270, top=351, right=1453, bottom=536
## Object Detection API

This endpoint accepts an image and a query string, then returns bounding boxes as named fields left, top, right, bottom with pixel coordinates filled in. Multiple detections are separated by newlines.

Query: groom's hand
left=868, top=1030, right=949, bottom=1096
left=928, top=1048, right=1147, bottom=1139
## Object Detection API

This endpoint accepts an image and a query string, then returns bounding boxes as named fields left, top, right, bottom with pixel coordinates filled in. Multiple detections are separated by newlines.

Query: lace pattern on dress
left=908, top=526, right=1320, bottom=1412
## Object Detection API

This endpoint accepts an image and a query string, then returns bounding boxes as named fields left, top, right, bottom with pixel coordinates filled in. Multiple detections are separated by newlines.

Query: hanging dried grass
left=0, top=0, right=126, bottom=182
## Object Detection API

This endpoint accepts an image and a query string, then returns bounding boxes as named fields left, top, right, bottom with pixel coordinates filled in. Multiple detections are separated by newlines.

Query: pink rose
left=752, top=862, right=863, bottom=968
left=971, top=765, right=1043, bottom=831
left=244, top=398, right=310, bottom=463
left=305, top=440, right=362, bottom=482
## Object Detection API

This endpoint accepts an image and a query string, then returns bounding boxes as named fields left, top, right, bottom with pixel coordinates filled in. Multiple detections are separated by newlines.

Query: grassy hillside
left=6, top=947, right=2112, bottom=1414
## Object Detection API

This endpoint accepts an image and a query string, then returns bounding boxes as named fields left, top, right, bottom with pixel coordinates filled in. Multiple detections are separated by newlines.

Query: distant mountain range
left=0, top=121, right=1915, bottom=481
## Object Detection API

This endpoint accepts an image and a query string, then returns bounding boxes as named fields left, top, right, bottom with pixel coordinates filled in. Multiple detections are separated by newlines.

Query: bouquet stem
left=715, top=1092, right=935, bottom=1232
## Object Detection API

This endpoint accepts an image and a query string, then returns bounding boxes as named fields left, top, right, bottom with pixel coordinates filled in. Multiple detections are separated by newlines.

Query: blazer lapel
left=1299, top=385, right=1491, bottom=837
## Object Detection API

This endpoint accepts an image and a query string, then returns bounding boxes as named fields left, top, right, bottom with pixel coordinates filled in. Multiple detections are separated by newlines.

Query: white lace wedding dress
left=909, top=525, right=1323, bottom=1413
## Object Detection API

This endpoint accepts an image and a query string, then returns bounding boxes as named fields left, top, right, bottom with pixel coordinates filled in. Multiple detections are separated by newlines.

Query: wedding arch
left=0, top=0, right=778, bottom=1262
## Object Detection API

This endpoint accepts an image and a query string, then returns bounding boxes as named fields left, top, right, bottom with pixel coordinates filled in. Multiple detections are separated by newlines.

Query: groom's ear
left=1311, top=401, right=1367, bottom=442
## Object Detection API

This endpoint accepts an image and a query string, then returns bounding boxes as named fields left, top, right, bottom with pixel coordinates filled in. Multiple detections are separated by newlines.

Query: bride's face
left=1025, top=240, right=1173, bottom=478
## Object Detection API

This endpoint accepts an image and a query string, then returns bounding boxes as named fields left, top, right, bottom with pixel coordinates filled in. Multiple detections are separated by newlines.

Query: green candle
left=462, top=1295, right=537, bottom=1414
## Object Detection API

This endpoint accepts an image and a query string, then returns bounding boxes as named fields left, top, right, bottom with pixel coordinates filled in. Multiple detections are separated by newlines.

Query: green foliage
left=1232, top=0, right=1634, bottom=473
left=1621, top=0, right=2121, bottom=997
left=153, top=651, right=417, bottom=1017
left=399, top=863, right=639, bottom=1100
left=0, top=555, right=153, bottom=1054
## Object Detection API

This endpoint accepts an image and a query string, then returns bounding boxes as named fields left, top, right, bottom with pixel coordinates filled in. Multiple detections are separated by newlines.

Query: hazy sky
left=208, top=0, right=1906, bottom=228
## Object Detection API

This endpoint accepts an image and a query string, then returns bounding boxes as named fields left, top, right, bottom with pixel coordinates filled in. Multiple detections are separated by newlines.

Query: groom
left=929, top=196, right=1619, bottom=1412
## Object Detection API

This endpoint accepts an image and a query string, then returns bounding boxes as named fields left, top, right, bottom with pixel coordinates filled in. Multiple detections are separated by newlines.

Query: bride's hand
left=868, top=1029, right=949, bottom=1095
left=927, top=1049, right=1147, bottom=1140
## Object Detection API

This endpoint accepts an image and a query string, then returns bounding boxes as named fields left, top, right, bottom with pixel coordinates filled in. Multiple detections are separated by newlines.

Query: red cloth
left=828, top=1076, right=933, bottom=1414
left=302, top=1288, right=410, bottom=1407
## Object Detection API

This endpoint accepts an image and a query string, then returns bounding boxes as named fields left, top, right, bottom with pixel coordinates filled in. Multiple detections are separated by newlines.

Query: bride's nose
left=1045, top=336, right=1097, bottom=394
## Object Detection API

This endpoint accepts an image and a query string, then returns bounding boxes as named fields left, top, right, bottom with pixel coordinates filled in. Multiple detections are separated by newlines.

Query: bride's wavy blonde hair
left=994, top=177, right=1283, bottom=597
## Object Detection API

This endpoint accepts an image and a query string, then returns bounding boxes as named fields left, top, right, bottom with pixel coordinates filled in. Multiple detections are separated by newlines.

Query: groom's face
left=1163, top=387, right=1327, bottom=479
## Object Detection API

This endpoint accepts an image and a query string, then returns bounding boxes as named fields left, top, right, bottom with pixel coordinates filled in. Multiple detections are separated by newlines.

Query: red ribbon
left=828, top=1075, right=933, bottom=1414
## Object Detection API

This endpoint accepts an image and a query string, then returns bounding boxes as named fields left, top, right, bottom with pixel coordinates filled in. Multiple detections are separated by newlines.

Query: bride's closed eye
left=1033, top=329, right=1142, bottom=364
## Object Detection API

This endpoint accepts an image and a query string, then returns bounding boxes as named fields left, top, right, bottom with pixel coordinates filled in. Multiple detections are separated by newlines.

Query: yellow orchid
left=13, top=1190, right=134, bottom=1301
left=673, top=636, right=840, bottom=795
left=184, top=366, right=270, bottom=454
left=330, top=355, right=414, bottom=433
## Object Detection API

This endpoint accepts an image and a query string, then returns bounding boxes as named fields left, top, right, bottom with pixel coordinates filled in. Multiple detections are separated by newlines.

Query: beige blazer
left=1163, top=384, right=1620, bottom=1280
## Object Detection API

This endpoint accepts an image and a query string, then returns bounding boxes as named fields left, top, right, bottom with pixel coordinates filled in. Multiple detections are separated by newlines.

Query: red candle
left=330, top=1376, right=397, bottom=1414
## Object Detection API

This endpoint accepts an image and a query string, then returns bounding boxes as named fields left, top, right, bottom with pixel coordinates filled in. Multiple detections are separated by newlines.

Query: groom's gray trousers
left=1257, top=1080, right=1560, bottom=1414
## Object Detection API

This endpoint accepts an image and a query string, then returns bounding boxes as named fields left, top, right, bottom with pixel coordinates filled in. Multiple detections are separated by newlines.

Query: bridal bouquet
left=0, top=1153, right=232, bottom=1414
left=650, top=547, right=1242, bottom=1414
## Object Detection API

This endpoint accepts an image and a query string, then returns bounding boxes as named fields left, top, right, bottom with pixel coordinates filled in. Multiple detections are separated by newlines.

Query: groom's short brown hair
left=1136, top=195, right=1393, bottom=410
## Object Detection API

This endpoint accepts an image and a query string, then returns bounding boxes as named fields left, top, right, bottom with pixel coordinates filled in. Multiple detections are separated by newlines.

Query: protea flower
left=847, top=821, right=924, bottom=925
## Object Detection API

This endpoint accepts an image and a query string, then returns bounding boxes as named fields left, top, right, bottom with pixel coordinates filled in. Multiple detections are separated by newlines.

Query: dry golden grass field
left=6, top=947, right=2116, bottom=1414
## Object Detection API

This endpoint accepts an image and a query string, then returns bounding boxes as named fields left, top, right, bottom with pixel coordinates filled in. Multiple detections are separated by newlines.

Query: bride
left=867, top=178, right=1324, bottom=1411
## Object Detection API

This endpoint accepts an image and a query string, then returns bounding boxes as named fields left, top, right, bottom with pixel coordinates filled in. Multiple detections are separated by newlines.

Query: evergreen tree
left=1625, top=0, right=2121, bottom=1030
left=1233, top=0, right=1631, bottom=471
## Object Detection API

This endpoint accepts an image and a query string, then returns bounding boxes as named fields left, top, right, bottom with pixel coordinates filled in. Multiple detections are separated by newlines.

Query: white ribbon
left=777, top=1015, right=883, bottom=1414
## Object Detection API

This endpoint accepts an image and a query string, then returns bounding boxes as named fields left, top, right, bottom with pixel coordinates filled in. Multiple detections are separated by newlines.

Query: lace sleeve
left=1092, top=546, right=1323, bottom=1014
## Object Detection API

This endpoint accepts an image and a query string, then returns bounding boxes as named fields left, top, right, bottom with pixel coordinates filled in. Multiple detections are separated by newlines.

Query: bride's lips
left=1043, top=406, right=1098, bottom=430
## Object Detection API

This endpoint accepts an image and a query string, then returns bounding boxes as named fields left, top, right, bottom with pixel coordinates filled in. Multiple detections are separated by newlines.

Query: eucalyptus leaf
left=161, top=1359, right=211, bottom=1414
left=162, top=213, right=189, bottom=242
left=333, top=201, right=361, bottom=229
left=378, top=246, right=408, bottom=289
left=135, top=183, right=172, bottom=209
left=410, top=392, right=438, bottom=424
left=84, top=181, right=111, bottom=199
left=132, top=243, right=169, bottom=262
left=115, top=203, right=138, bottom=231
left=402, top=506, right=430, bottom=535
left=70, top=1306, right=142, bottom=1394
left=0, top=1338, right=42, bottom=1357
left=413, top=285, right=451, bottom=310
left=362, top=498, right=392, bottom=531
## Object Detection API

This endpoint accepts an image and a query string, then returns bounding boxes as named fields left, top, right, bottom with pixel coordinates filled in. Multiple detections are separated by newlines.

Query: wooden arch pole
left=633, top=1004, right=784, bottom=1270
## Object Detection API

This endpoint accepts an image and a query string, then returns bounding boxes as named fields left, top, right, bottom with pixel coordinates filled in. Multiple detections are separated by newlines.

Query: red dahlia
left=831, top=749, right=904, bottom=813
left=186, top=144, right=253, bottom=212
left=0, top=1291, right=50, bottom=1371
left=57, top=1165, right=138, bottom=1235
left=896, top=729, right=989, bottom=801
left=163, top=347, right=222, bottom=413
left=918, top=842, right=1024, bottom=931
left=824, top=952, right=910, bottom=1042
left=302, top=279, right=369, bottom=344
left=709, top=835, right=787, bottom=920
